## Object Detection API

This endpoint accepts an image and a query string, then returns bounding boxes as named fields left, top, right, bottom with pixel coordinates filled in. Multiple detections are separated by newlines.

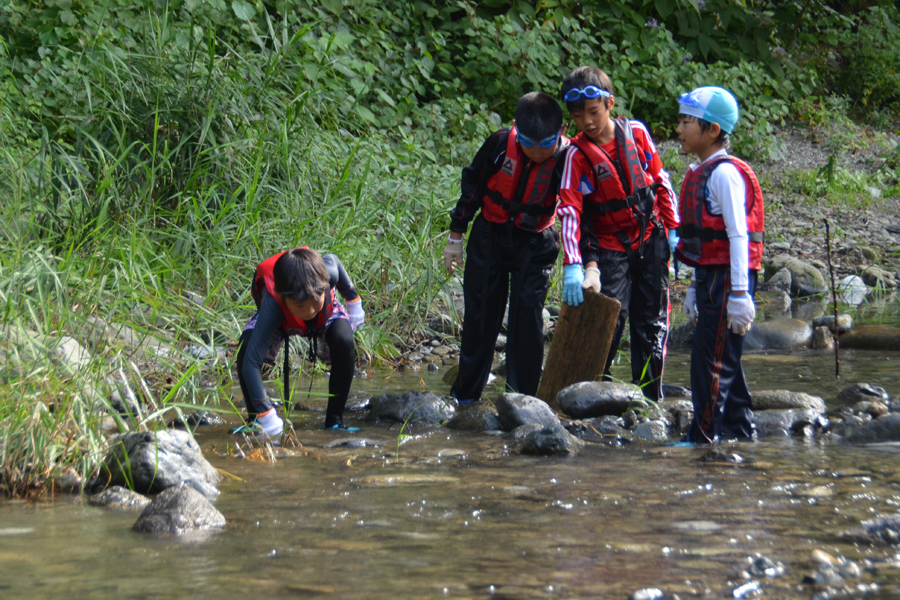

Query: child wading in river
left=233, top=247, right=365, bottom=435
left=442, top=92, right=568, bottom=403
left=557, top=66, right=678, bottom=401
left=673, top=87, right=765, bottom=443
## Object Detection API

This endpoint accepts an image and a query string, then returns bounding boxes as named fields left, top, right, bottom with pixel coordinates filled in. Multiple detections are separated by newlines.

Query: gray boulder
left=132, top=484, right=225, bottom=535
left=495, top=393, right=559, bottom=431
left=846, top=414, right=900, bottom=443
left=812, top=314, right=853, bottom=333
left=667, top=399, right=694, bottom=434
left=842, top=513, right=900, bottom=545
left=759, top=267, right=792, bottom=294
left=632, top=420, right=669, bottom=441
left=765, top=255, right=827, bottom=296
left=837, top=383, right=890, bottom=406
left=757, top=289, right=792, bottom=315
left=753, top=408, right=821, bottom=437
left=98, top=430, right=221, bottom=499
left=812, top=326, right=834, bottom=350
left=556, top=381, right=646, bottom=419
left=365, top=392, right=455, bottom=426
left=837, top=275, right=867, bottom=305
left=744, top=318, right=813, bottom=350
left=840, top=326, right=900, bottom=351
left=516, top=424, right=582, bottom=455
left=446, top=403, right=501, bottom=431
left=751, top=390, right=826, bottom=413
left=87, top=486, right=150, bottom=512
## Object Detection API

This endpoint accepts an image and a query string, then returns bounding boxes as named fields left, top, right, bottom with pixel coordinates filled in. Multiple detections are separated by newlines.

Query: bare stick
left=824, top=219, right=840, bottom=380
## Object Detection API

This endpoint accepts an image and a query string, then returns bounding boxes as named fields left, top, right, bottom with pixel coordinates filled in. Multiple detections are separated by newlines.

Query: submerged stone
left=753, top=409, right=821, bottom=437
left=842, top=513, right=900, bottom=545
left=840, top=325, right=900, bottom=351
left=132, top=484, right=225, bottom=535
left=846, top=413, right=900, bottom=443
left=87, top=486, right=150, bottom=512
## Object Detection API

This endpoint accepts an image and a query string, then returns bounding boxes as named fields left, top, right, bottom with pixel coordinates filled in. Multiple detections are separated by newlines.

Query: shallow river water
left=2, top=299, right=900, bottom=599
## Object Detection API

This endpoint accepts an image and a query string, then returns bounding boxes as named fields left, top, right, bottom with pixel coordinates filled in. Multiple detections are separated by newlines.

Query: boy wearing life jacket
left=442, top=92, right=569, bottom=403
left=674, top=86, right=764, bottom=443
left=557, top=66, right=678, bottom=401
left=234, top=247, right=365, bottom=435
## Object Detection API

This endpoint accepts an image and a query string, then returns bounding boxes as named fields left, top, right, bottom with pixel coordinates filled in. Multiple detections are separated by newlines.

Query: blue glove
left=668, top=229, right=679, bottom=255
left=563, top=264, right=585, bottom=307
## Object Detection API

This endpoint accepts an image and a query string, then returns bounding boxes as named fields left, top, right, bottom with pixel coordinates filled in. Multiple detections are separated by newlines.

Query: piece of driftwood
left=536, top=290, right=621, bottom=408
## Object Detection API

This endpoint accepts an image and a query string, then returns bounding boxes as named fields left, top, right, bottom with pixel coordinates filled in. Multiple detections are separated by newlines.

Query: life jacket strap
left=677, top=224, right=763, bottom=242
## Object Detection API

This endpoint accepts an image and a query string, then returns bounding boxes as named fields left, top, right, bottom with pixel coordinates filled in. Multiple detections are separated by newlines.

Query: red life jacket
left=675, top=155, right=765, bottom=269
left=571, top=118, right=661, bottom=251
left=481, top=126, right=568, bottom=233
left=251, top=251, right=334, bottom=337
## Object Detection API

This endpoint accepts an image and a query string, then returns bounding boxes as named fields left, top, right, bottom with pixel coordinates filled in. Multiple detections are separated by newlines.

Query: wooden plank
left=536, top=290, right=621, bottom=408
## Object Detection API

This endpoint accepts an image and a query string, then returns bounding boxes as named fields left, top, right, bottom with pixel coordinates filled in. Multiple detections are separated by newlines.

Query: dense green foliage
left=1, top=0, right=899, bottom=496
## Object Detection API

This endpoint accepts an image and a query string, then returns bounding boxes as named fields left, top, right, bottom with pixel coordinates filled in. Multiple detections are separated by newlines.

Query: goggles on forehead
left=517, top=127, right=562, bottom=149
left=563, top=86, right=611, bottom=103
left=677, top=91, right=704, bottom=110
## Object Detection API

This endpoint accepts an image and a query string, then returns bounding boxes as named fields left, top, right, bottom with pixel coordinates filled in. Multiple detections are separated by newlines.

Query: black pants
left=685, top=266, right=758, bottom=443
left=451, top=217, right=559, bottom=401
left=236, top=318, right=357, bottom=427
left=596, top=228, right=670, bottom=401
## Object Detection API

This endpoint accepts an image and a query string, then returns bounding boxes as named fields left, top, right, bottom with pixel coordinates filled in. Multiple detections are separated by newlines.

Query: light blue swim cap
left=677, top=86, right=739, bottom=133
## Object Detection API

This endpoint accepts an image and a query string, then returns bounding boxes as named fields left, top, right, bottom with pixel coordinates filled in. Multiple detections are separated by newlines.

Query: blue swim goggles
left=517, top=127, right=562, bottom=149
left=563, top=85, right=611, bottom=102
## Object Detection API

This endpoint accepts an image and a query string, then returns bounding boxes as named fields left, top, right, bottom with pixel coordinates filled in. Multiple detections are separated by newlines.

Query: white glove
left=442, top=235, right=464, bottom=273
left=346, top=298, right=365, bottom=331
left=684, top=285, right=698, bottom=324
left=726, top=294, right=756, bottom=336
left=257, top=408, right=284, bottom=437
left=582, top=267, right=601, bottom=294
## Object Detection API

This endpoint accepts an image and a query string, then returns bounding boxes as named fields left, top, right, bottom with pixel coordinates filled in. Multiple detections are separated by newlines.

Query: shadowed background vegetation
left=1, top=0, right=899, bottom=496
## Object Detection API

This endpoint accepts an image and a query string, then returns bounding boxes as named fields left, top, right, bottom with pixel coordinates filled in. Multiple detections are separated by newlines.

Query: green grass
left=0, top=21, right=471, bottom=497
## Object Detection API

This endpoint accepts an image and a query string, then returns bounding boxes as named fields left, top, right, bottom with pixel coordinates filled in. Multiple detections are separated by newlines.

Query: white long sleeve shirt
left=689, top=148, right=750, bottom=291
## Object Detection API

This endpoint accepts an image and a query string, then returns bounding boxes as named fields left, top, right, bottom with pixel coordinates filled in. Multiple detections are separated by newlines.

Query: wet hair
left=515, top=92, right=563, bottom=141
left=681, top=114, right=731, bottom=149
left=273, top=247, right=330, bottom=303
left=560, top=66, right=614, bottom=112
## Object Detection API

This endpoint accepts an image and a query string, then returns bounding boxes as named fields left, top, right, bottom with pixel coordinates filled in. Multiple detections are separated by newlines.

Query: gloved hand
left=726, top=293, right=756, bottom=336
left=684, top=285, right=698, bottom=324
left=442, top=235, right=464, bottom=274
left=668, top=229, right=680, bottom=255
left=346, top=297, right=365, bottom=331
left=582, top=267, right=601, bottom=294
left=563, top=264, right=585, bottom=307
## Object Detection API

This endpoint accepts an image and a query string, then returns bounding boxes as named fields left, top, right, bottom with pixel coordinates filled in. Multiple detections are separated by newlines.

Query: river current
left=1, top=297, right=899, bottom=599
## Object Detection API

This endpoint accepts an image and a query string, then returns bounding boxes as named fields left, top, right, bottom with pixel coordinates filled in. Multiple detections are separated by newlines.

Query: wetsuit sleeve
left=633, top=123, right=679, bottom=231
left=449, top=130, right=508, bottom=234
left=241, top=290, right=284, bottom=412
left=322, top=253, right=358, bottom=301
left=708, top=162, right=750, bottom=291
left=557, top=146, right=591, bottom=265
